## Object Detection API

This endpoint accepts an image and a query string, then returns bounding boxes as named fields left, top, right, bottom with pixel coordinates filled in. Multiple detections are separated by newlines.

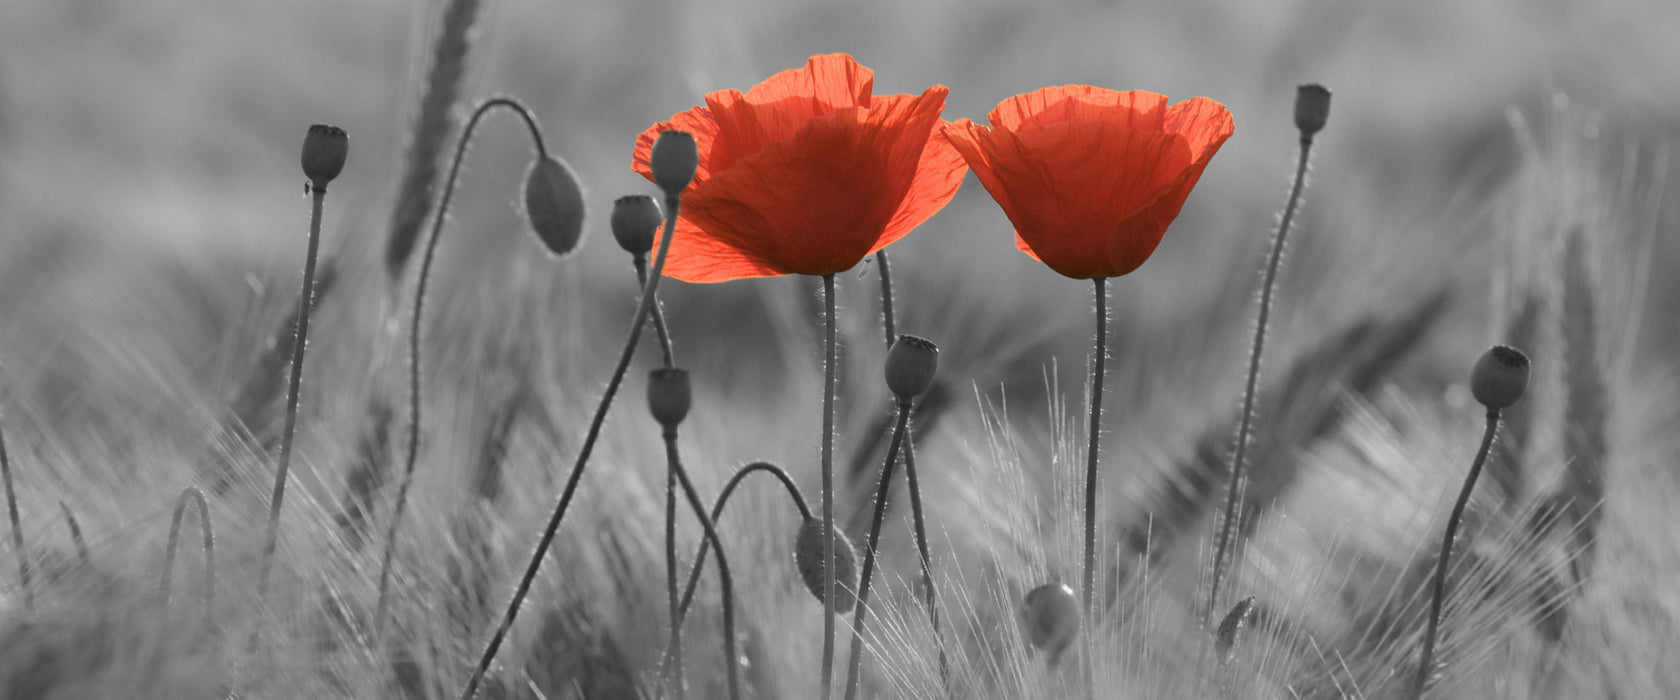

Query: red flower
left=942, top=87, right=1234, bottom=279
left=632, top=54, right=967, bottom=283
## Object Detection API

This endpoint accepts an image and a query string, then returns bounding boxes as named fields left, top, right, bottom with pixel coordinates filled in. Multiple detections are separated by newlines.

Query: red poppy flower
left=942, top=87, right=1234, bottom=279
left=632, top=53, right=967, bottom=283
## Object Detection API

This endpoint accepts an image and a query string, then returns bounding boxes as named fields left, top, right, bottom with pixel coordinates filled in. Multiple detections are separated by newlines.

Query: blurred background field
left=0, top=0, right=1678, bottom=697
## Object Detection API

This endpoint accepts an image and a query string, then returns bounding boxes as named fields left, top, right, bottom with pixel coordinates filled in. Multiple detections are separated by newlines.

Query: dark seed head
left=792, top=518, right=857, bottom=614
left=1294, top=84, right=1331, bottom=139
left=646, top=368, right=691, bottom=429
left=1019, top=582, right=1080, bottom=658
left=884, top=334, right=939, bottom=401
left=301, top=124, right=348, bottom=190
left=610, top=194, right=662, bottom=258
left=523, top=156, right=587, bottom=258
left=650, top=130, right=699, bottom=196
left=1470, top=345, right=1530, bottom=410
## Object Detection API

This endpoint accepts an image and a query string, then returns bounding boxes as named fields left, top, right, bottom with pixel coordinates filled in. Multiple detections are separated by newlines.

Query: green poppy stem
left=843, top=400, right=913, bottom=699
left=1079, top=276, right=1108, bottom=700
left=1413, top=409, right=1501, bottom=698
left=672, top=461, right=812, bottom=624
left=820, top=272, right=839, bottom=700
left=662, top=429, right=740, bottom=700
left=874, top=250, right=896, bottom=343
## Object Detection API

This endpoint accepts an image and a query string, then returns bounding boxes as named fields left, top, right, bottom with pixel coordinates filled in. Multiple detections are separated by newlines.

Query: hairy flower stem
left=459, top=189, right=681, bottom=700
left=901, top=436, right=948, bottom=685
left=1080, top=276, right=1109, bottom=700
left=634, top=258, right=677, bottom=368
left=820, top=272, right=839, bottom=700
left=0, top=416, right=30, bottom=613
left=377, top=97, right=550, bottom=636
left=662, top=430, right=740, bottom=700
left=1413, top=409, right=1501, bottom=698
left=1207, top=131, right=1315, bottom=623
left=633, top=256, right=683, bottom=695
left=252, top=184, right=328, bottom=629
left=844, top=401, right=912, bottom=700
left=874, top=250, right=896, bottom=343
left=672, top=462, right=813, bottom=623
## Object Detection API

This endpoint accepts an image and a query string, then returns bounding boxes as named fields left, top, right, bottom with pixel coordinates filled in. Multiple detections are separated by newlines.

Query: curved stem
left=900, top=418, right=948, bottom=687
left=634, top=257, right=676, bottom=368
left=874, top=250, right=896, bottom=345
left=819, top=272, right=839, bottom=700
left=1413, top=410, right=1501, bottom=699
left=58, top=502, right=90, bottom=570
left=844, top=403, right=912, bottom=700
left=162, top=487, right=216, bottom=631
left=663, top=429, right=740, bottom=700
left=674, top=462, right=812, bottom=621
left=0, top=417, right=30, bottom=613
left=1207, top=134, right=1314, bottom=623
left=253, top=186, right=326, bottom=624
left=377, top=97, right=550, bottom=636
left=459, top=189, right=681, bottom=700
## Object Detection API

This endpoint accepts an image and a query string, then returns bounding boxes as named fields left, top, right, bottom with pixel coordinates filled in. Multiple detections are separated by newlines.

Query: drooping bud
left=792, top=518, right=857, bottom=614
left=647, top=368, right=691, bottom=429
left=523, top=155, right=587, bottom=258
left=301, top=124, right=348, bottom=191
left=1294, top=85, right=1331, bottom=139
left=610, top=194, right=662, bottom=257
left=1215, top=595, right=1257, bottom=665
left=1019, top=582, right=1080, bottom=659
left=1470, top=345, right=1530, bottom=410
left=884, top=334, right=939, bottom=400
left=650, top=130, right=699, bottom=195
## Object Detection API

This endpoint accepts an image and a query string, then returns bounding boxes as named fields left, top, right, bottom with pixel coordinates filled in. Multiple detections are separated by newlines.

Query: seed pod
left=523, top=155, right=587, bottom=258
left=301, top=124, right=348, bottom=190
left=1294, top=84, right=1331, bottom=139
left=1215, top=595, right=1256, bottom=665
left=647, top=368, right=691, bottom=429
left=1019, top=582, right=1080, bottom=659
left=1470, top=345, right=1530, bottom=410
left=884, top=335, right=939, bottom=400
left=650, top=130, right=699, bottom=195
left=610, top=194, right=662, bottom=257
left=792, top=517, right=857, bottom=614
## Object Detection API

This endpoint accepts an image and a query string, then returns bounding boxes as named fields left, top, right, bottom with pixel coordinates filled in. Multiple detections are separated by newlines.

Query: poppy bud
left=792, top=517, right=857, bottom=614
left=650, top=130, right=698, bottom=195
left=1294, top=85, right=1331, bottom=139
left=1470, top=345, right=1530, bottom=410
left=301, top=124, right=348, bottom=190
left=523, top=156, right=587, bottom=258
left=1019, top=582, right=1080, bottom=658
left=1215, top=595, right=1256, bottom=665
left=610, top=194, right=662, bottom=257
left=647, top=368, right=691, bottom=429
left=884, top=334, right=939, bottom=400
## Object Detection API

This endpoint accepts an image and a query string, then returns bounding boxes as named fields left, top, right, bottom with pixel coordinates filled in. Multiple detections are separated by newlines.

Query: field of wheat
left=0, top=1, right=1676, bottom=698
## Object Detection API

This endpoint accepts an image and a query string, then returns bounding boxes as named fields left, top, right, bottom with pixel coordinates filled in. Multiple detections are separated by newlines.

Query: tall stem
left=1207, top=134, right=1314, bottom=622
left=844, top=403, right=912, bottom=699
left=874, top=250, right=896, bottom=344
left=819, top=272, right=839, bottom=700
left=378, top=98, right=549, bottom=635
left=635, top=256, right=683, bottom=695
left=901, top=429, right=947, bottom=685
left=253, top=186, right=327, bottom=619
left=0, top=416, right=29, bottom=613
left=1080, top=277, right=1109, bottom=610
left=1413, top=410, right=1501, bottom=698
left=459, top=190, right=681, bottom=700
left=663, top=429, right=740, bottom=700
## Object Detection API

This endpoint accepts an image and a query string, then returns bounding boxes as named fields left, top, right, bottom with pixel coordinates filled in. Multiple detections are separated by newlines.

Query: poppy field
left=1, top=1, right=1678, bottom=699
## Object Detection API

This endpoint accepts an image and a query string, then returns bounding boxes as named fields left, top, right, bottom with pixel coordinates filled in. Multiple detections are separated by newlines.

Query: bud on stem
left=301, top=124, right=348, bottom=191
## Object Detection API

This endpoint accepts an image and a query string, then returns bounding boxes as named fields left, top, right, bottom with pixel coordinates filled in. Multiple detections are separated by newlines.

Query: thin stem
left=162, top=487, right=216, bottom=631
left=874, top=250, right=896, bottom=345
left=1080, top=276, right=1108, bottom=700
left=459, top=189, right=682, bottom=700
left=663, top=428, right=740, bottom=700
left=1413, top=409, right=1501, bottom=699
left=58, top=502, right=90, bottom=570
left=634, top=257, right=677, bottom=368
left=666, top=462, right=685, bottom=698
left=1207, top=133, right=1315, bottom=623
left=900, top=419, right=948, bottom=687
left=819, top=272, right=839, bottom=700
left=253, top=186, right=327, bottom=620
left=675, top=462, right=812, bottom=621
left=844, top=403, right=912, bottom=700
left=0, top=416, right=30, bottom=613
left=378, top=96, right=550, bottom=636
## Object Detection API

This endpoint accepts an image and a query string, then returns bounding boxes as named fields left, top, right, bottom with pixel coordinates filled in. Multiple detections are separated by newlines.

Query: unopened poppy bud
left=1019, top=582, right=1080, bottom=658
left=1470, top=345, right=1530, bottom=410
left=301, top=124, right=348, bottom=190
left=792, top=518, right=857, bottom=614
left=1215, top=595, right=1256, bottom=665
left=610, top=194, right=662, bottom=257
left=523, top=156, right=587, bottom=258
left=650, top=130, right=698, bottom=195
left=647, top=368, right=691, bottom=429
left=884, top=334, right=939, bottom=400
left=1294, top=84, right=1331, bottom=139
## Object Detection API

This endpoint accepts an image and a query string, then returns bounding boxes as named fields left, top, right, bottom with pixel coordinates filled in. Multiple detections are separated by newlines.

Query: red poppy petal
left=633, top=105, right=724, bottom=186
left=1164, top=97, right=1235, bottom=161
left=744, top=53, right=874, bottom=116
left=653, top=214, right=788, bottom=282
left=665, top=85, right=948, bottom=281
left=872, top=95, right=966, bottom=255
left=988, top=86, right=1168, bottom=133
left=944, top=118, right=1062, bottom=270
